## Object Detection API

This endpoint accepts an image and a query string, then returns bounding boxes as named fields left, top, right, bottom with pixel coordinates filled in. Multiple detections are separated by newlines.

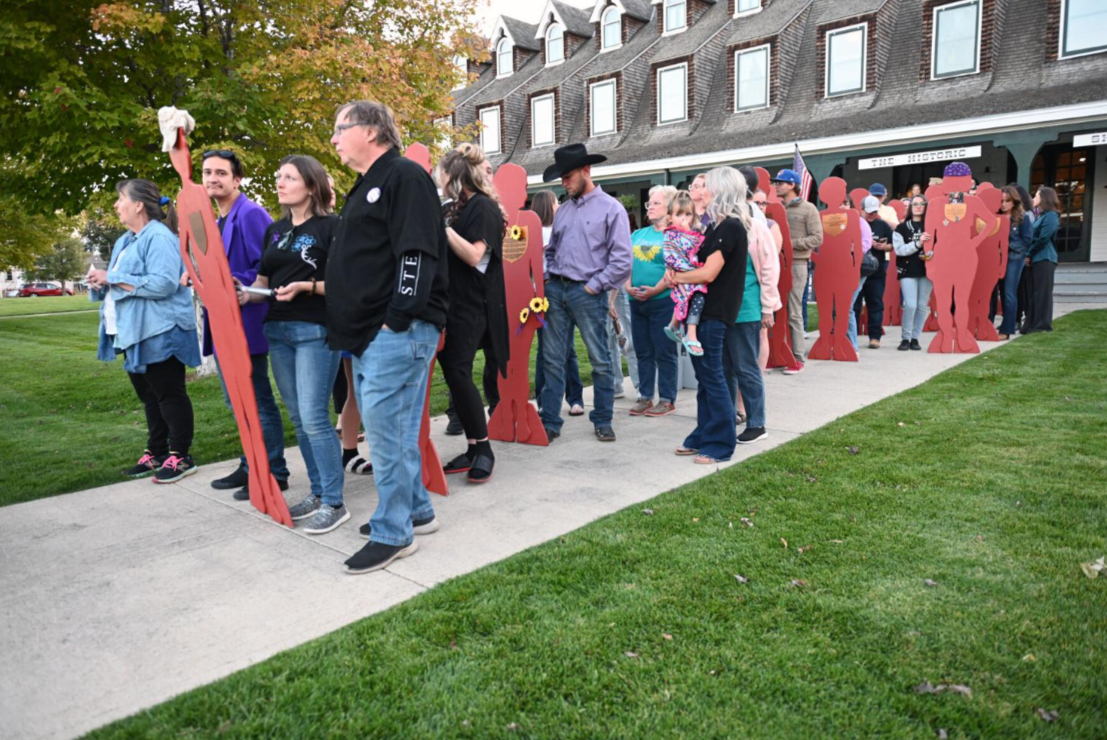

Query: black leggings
left=439, top=315, right=496, bottom=442
left=1024, top=260, right=1056, bottom=332
left=128, top=356, right=194, bottom=456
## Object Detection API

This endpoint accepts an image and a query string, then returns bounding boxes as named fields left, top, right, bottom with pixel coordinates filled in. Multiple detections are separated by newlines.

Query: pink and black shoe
left=123, top=450, right=164, bottom=478
left=153, top=453, right=198, bottom=484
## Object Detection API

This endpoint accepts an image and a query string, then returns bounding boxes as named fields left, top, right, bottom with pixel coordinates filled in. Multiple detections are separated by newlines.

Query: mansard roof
left=537, top=0, right=596, bottom=39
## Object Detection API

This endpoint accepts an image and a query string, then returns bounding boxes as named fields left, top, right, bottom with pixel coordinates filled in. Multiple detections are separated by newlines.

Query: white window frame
left=663, top=0, right=687, bottom=35
left=601, top=7, right=622, bottom=51
left=734, top=44, right=771, bottom=112
left=1059, top=0, right=1107, bottom=60
left=531, top=94, right=556, bottom=148
left=824, top=22, right=867, bottom=97
left=479, top=106, right=501, bottom=154
left=930, top=0, right=981, bottom=80
left=545, top=24, right=565, bottom=66
left=451, top=55, right=468, bottom=90
left=589, top=79, right=618, bottom=137
left=734, top=0, right=762, bottom=17
left=496, top=37, right=513, bottom=78
left=656, top=62, right=688, bottom=126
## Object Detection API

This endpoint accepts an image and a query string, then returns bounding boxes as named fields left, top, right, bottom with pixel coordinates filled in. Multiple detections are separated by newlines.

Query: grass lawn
left=0, top=294, right=97, bottom=317
left=0, top=311, right=594, bottom=507
left=90, top=310, right=1106, bottom=738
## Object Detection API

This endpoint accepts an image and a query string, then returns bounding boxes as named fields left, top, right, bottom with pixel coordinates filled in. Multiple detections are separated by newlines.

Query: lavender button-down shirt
left=545, top=185, right=632, bottom=295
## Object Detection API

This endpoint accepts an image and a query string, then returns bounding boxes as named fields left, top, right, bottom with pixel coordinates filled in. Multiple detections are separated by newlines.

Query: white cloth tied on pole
left=158, top=107, right=196, bottom=152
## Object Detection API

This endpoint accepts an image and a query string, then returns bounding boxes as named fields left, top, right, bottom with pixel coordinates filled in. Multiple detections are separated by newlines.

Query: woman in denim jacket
left=88, top=179, right=200, bottom=483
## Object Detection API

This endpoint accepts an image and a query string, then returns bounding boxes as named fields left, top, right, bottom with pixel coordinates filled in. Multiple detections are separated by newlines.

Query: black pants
left=1024, top=260, right=1056, bottom=333
left=128, top=356, right=194, bottom=456
left=445, top=348, right=499, bottom=422
left=1017, top=264, right=1032, bottom=330
left=440, top=313, right=498, bottom=442
left=854, top=269, right=886, bottom=340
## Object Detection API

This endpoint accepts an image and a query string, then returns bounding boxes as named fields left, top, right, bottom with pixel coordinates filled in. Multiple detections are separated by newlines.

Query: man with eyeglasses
left=201, top=149, right=292, bottom=500
left=326, top=100, right=449, bottom=574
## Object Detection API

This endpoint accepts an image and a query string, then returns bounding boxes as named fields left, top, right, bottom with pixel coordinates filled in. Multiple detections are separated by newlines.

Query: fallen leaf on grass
left=924, top=579, right=938, bottom=588
left=831, top=539, right=844, bottom=544
left=1022, top=654, right=1035, bottom=662
left=662, top=633, right=673, bottom=640
left=781, top=538, right=788, bottom=549
left=692, top=517, right=700, bottom=522
left=734, top=574, right=749, bottom=583
left=914, top=682, right=972, bottom=698
left=790, top=580, right=807, bottom=588
left=217, top=720, right=232, bottom=734
left=897, top=422, right=905, bottom=427
left=642, top=508, right=654, bottom=516
left=507, top=722, right=520, bottom=731
left=798, top=545, right=812, bottom=554
left=740, top=517, right=754, bottom=528
left=847, top=446, right=860, bottom=455
left=936, top=729, right=948, bottom=739
left=1079, top=556, right=1105, bottom=579
left=624, top=651, right=639, bottom=659
left=1036, top=708, right=1059, bottom=722
left=806, top=475, right=818, bottom=483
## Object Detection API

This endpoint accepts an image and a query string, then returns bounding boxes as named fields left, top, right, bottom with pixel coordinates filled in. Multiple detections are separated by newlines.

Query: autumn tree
left=30, top=238, right=86, bottom=294
left=0, top=192, right=76, bottom=271
left=0, top=0, right=485, bottom=216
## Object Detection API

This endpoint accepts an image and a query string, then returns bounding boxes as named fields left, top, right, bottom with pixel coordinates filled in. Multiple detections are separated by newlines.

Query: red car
left=19, top=282, right=73, bottom=297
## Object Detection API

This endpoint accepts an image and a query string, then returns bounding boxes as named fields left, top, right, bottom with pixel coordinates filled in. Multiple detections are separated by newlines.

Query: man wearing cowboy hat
left=540, top=143, right=631, bottom=443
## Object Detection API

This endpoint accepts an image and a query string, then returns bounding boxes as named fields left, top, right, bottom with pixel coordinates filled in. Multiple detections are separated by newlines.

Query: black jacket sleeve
left=383, top=164, right=446, bottom=331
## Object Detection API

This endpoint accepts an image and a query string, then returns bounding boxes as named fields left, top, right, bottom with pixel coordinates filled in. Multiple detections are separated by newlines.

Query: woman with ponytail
left=435, top=144, right=509, bottom=484
left=87, top=179, right=201, bottom=483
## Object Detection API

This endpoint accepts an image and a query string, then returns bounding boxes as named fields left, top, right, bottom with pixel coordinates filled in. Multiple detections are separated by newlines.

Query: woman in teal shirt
left=88, top=179, right=201, bottom=483
left=1023, top=187, right=1060, bottom=333
left=626, top=185, right=679, bottom=417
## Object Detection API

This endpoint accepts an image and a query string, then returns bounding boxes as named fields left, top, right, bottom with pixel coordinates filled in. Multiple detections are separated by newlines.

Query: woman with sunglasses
left=238, top=155, right=347, bottom=535
left=892, top=195, right=933, bottom=350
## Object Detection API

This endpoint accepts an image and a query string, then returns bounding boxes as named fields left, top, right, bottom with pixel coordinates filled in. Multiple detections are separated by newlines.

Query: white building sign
left=858, top=145, right=982, bottom=170
left=1073, top=132, right=1107, bottom=147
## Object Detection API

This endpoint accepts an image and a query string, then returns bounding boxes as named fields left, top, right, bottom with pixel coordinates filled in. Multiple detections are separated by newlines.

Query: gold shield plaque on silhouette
left=945, top=203, right=967, bottom=222
left=502, top=226, right=528, bottom=263
left=822, top=213, right=847, bottom=237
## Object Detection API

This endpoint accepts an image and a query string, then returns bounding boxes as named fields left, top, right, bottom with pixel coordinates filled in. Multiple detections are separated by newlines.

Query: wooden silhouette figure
left=756, top=167, right=797, bottom=369
left=167, top=128, right=290, bottom=526
left=808, top=177, right=862, bottom=362
left=883, top=199, right=906, bottom=327
left=924, top=162, right=997, bottom=354
left=487, top=164, right=548, bottom=446
left=966, top=186, right=1008, bottom=342
left=403, top=142, right=448, bottom=496
left=848, top=188, right=870, bottom=336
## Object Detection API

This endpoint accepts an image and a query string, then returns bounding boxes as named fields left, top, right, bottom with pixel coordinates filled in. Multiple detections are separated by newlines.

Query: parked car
left=19, top=282, right=73, bottom=297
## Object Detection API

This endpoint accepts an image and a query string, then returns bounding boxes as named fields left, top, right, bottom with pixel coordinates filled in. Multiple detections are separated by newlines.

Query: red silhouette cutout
left=403, top=142, right=448, bottom=496
left=923, top=168, right=997, bottom=353
left=168, top=129, right=290, bottom=526
left=487, top=164, right=548, bottom=446
left=757, top=168, right=797, bottom=369
left=884, top=200, right=906, bottom=327
left=808, top=177, right=862, bottom=362
left=966, top=187, right=1008, bottom=341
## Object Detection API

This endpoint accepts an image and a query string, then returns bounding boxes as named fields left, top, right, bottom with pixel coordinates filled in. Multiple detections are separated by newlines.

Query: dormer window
left=735, top=0, right=761, bottom=15
left=602, top=7, right=622, bottom=50
left=496, top=37, right=513, bottom=78
left=1060, top=0, right=1107, bottom=58
left=546, top=24, right=565, bottom=65
left=735, top=45, right=770, bottom=111
left=825, top=23, right=866, bottom=96
left=931, top=0, right=980, bottom=79
left=663, top=0, right=686, bottom=34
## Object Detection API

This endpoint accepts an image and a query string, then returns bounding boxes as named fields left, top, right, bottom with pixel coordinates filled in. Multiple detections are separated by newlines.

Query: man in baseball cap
left=771, top=168, right=821, bottom=373
left=857, top=195, right=895, bottom=349
left=868, top=182, right=899, bottom=227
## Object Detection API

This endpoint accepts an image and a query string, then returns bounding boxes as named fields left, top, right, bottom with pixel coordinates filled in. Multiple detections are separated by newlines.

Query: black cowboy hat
left=542, top=143, right=607, bottom=182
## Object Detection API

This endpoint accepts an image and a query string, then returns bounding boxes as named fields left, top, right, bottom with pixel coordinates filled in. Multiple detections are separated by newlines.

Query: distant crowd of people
left=87, top=100, right=1061, bottom=574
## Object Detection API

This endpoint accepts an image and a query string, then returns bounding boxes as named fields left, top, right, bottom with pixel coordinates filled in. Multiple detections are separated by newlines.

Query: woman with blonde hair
left=667, top=167, right=751, bottom=464
left=435, top=145, right=509, bottom=483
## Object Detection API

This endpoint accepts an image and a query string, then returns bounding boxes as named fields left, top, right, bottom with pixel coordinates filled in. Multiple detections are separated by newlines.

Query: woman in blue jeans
left=996, top=185, right=1033, bottom=340
left=239, top=155, right=345, bottom=535
left=668, top=168, right=750, bottom=465
left=893, top=195, right=934, bottom=350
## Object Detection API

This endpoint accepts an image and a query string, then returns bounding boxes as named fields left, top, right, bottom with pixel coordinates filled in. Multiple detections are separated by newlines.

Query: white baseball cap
left=861, top=195, right=881, bottom=213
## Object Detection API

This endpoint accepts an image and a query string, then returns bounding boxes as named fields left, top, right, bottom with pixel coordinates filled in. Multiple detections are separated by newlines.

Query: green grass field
left=0, top=294, right=97, bottom=317
left=88, top=310, right=1107, bottom=738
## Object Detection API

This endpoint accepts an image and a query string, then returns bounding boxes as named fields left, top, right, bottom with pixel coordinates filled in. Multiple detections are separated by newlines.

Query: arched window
left=546, top=24, right=564, bottom=64
left=602, top=7, right=621, bottom=50
left=496, top=37, right=513, bottom=77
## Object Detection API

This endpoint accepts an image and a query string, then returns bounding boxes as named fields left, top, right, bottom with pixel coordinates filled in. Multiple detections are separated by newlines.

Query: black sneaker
left=232, top=477, right=288, bottom=501
left=345, top=541, right=419, bottom=574
left=595, top=426, right=616, bottom=442
left=211, top=464, right=248, bottom=490
left=910, top=339, right=922, bottom=351
left=737, top=427, right=768, bottom=444
left=445, top=418, right=464, bottom=436
left=544, top=427, right=560, bottom=442
left=359, top=514, right=440, bottom=540
left=153, top=453, right=198, bottom=484
left=123, top=451, right=163, bottom=478
left=898, top=340, right=911, bottom=351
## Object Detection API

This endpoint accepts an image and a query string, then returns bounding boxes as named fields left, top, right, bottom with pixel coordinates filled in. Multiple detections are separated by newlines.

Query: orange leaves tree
left=0, top=0, right=485, bottom=214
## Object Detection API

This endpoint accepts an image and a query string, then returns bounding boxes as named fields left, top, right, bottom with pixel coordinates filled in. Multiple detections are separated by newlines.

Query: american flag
left=793, top=144, right=814, bottom=202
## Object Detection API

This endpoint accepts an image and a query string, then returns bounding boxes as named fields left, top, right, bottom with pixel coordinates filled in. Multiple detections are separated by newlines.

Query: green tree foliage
left=0, top=193, right=75, bottom=270
left=0, top=0, right=485, bottom=215
left=30, top=238, right=86, bottom=293
left=79, top=208, right=126, bottom=258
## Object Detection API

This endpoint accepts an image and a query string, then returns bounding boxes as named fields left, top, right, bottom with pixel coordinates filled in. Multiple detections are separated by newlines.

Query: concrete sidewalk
left=0, top=311, right=1093, bottom=740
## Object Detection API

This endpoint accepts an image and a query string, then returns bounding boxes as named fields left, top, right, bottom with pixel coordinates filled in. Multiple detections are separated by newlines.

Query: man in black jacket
left=326, top=100, right=449, bottom=573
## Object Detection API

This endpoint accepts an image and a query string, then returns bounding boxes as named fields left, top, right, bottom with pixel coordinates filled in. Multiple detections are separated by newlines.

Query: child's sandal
left=683, top=338, right=704, bottom=356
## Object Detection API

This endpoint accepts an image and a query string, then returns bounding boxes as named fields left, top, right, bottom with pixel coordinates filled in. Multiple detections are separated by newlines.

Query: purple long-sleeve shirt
left=545, top=185, right=631, bottom=294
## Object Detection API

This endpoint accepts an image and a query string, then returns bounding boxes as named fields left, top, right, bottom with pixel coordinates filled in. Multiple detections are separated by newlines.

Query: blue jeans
left=216, top=352, right=290, bottom=482
left=998, top=255, right=1026, bottom=335
left=351, top=320, right=439, bottom=547
left=899, top=276, right=933, bottom=342
left=847, top=276, right=868, bottom=352
left=723, top=321, right=766, bottom=428
left=264, top=321, right=343, bottom=506
left=629, top=296, right=678, bottom=404
left=534, top=320, right=584, bottom=409
left=682, top=320, right=735, bottom=461
left=540, top=279, right=616, bottom=433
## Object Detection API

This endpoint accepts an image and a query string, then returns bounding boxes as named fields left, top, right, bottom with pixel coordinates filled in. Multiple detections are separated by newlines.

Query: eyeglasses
left=333, top=122, right=364, bottom=136
left=754, top=201, right=768, bottom=209
left=202, top=149, right=239, bottom=162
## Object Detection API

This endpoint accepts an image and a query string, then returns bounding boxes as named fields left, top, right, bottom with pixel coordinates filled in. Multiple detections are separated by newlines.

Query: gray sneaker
left=288, top=495, right=322, bottom=521
left=303, top=504, right=350, bottom=535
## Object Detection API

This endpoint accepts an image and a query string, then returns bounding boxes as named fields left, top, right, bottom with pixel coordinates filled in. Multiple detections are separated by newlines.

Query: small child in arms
left=662, top=192, right=707, bottom=356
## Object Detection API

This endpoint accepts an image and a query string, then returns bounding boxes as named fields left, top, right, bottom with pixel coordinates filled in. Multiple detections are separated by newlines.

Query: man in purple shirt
left=200, top=150, right=290, bottom=499
left=540, top=144, right=631, bottom=442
